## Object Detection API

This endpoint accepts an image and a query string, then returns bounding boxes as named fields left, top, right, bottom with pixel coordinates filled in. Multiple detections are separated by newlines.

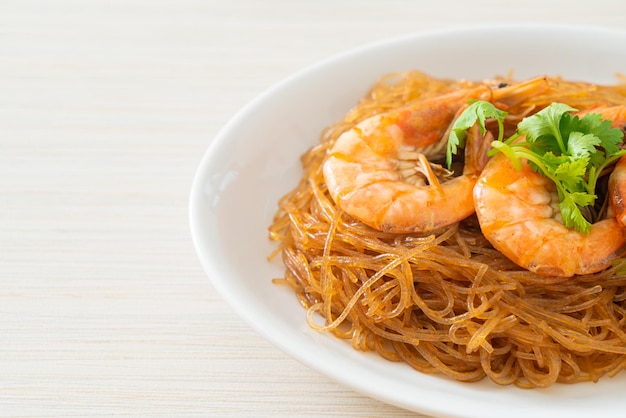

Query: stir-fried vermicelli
left=268, top=71, right=626, bottom=388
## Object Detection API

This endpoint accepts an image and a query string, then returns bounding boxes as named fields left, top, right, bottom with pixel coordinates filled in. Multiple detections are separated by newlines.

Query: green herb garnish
left=446, top=100, right=508, bottom=169
left=446, top=101, right=626, bottom=234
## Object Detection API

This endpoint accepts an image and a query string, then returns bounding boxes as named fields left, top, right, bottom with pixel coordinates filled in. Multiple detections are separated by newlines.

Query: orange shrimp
left=322, top=77, right=549, bottom=233
left=474, top=105, right=626, bottom=277
left=474, top=152, right=626, bottom=277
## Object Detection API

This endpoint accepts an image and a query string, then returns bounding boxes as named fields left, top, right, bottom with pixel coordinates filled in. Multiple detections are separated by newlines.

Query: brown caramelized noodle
left=268, top=70, right=626, bottom=388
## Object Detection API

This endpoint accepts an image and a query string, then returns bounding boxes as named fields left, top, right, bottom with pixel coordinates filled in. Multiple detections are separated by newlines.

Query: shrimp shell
left=323, top=77, right=550, bottom=234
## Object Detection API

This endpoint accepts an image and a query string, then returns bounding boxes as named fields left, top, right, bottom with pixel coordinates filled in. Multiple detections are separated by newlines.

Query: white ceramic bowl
left=190, top=24, right=626, bottom=418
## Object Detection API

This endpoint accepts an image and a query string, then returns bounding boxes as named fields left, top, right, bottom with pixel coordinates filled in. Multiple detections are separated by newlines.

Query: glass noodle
left=268, top=71, right=626, bottom=388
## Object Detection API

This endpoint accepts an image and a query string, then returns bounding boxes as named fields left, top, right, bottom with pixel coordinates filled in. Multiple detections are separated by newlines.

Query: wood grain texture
left=2, top=0, right=626, bottom=416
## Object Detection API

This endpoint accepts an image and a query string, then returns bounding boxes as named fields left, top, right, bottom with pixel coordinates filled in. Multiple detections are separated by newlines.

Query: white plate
left=189, top=24, right=626, bottom=418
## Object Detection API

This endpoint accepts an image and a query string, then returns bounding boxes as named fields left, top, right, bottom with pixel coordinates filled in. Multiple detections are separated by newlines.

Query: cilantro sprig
left=446, top=101, right=626, bottom=234
left=446, top=100, right=508, bottom=168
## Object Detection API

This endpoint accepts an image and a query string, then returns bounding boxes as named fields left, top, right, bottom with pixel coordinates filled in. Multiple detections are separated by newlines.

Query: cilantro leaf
left=518, top=103, right=577, bottom=153
left=559, top=192, right=596, bottom=231
left=577, top=113, right=623, bottom=155
left=446, top=100, right=507, bottom=168
left=540, top=151, right=569, bottom=174
left=566, top=132, right=601, bottom=160
left=449, top=100, right=625, bottom=234
left=552, top=157, right=588, bottom=192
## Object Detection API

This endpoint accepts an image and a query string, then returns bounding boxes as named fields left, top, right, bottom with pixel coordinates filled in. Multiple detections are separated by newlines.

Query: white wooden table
left=2, top=1, right=626, bottom=416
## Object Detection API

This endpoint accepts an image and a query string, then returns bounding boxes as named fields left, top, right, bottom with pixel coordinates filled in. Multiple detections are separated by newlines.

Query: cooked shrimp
left=322, top=77, right=549, bottom=233
left=474, top=150, right=626, bottom=277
